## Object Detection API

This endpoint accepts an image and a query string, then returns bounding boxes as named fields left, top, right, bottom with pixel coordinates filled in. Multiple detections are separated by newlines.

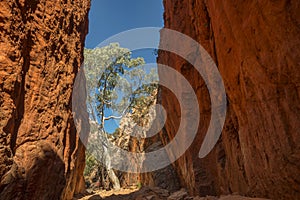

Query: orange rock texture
left=157, top=0, right=300, bottom=199
left=0, top=0, right=90, bottom=199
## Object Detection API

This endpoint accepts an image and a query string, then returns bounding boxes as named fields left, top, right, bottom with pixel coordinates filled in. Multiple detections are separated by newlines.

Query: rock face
left=158, top=0, right=300, bottom=199
left=0, top=0, right=90, bottom=199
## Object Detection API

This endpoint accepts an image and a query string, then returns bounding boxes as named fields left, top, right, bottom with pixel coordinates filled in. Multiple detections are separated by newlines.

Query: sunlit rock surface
left=0, top=0, right=90, bottom=199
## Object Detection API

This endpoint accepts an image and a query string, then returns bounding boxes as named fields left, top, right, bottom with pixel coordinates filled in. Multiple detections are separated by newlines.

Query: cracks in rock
left=16, top=0, right=39, bottom=22
left=203, top=3, right=219, bottom=69
left=9, top=1, right=35, bottom=154
left=11, top=33, right=33, bottom=154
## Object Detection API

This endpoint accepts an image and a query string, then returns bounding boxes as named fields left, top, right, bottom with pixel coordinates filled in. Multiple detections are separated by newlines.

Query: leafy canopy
left=84, top=43, right=158, bottom=130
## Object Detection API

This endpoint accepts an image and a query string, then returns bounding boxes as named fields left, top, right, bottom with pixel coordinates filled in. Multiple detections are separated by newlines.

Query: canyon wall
left=158, top=0, right=300, bottom=199
left=0, top=0, right=90, bottom=199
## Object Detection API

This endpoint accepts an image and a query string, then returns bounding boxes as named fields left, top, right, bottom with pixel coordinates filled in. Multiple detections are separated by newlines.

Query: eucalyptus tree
left=84, top=43, right=158, bottom=190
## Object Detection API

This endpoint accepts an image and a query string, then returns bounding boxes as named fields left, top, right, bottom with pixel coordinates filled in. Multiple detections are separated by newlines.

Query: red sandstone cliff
left=157, top=0, right=300, bottom=199
left=1, top=0, right=300, bottom=199
left=0, top=0, right=90, bottom=199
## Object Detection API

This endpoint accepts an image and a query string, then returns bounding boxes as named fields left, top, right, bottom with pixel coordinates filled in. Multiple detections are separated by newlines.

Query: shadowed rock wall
left=158, top=0, right=300, bottom=199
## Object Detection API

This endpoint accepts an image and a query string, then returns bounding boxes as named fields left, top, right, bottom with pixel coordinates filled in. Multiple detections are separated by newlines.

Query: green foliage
left=84, top=43, right=143, bottom=121
left=136, top=182, right=142, bottom=189
left=84, top=152, right=98, bottom=176
left=83, top=43, right=158, bottom=185
left=84, top=43, right=158, bottom=127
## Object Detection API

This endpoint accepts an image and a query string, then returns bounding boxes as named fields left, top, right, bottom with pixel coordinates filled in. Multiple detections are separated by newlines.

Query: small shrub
left=136, top=182, right=142, bottom=189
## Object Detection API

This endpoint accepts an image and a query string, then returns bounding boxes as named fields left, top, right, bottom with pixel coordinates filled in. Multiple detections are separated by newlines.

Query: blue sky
left=85, top=0, right=164, bottom=133
left=85, top=0, right=164, bottom=48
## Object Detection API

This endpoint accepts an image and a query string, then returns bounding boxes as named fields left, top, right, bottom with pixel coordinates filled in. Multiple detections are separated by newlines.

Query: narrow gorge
left=0, top=0, right=299, bottom=200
